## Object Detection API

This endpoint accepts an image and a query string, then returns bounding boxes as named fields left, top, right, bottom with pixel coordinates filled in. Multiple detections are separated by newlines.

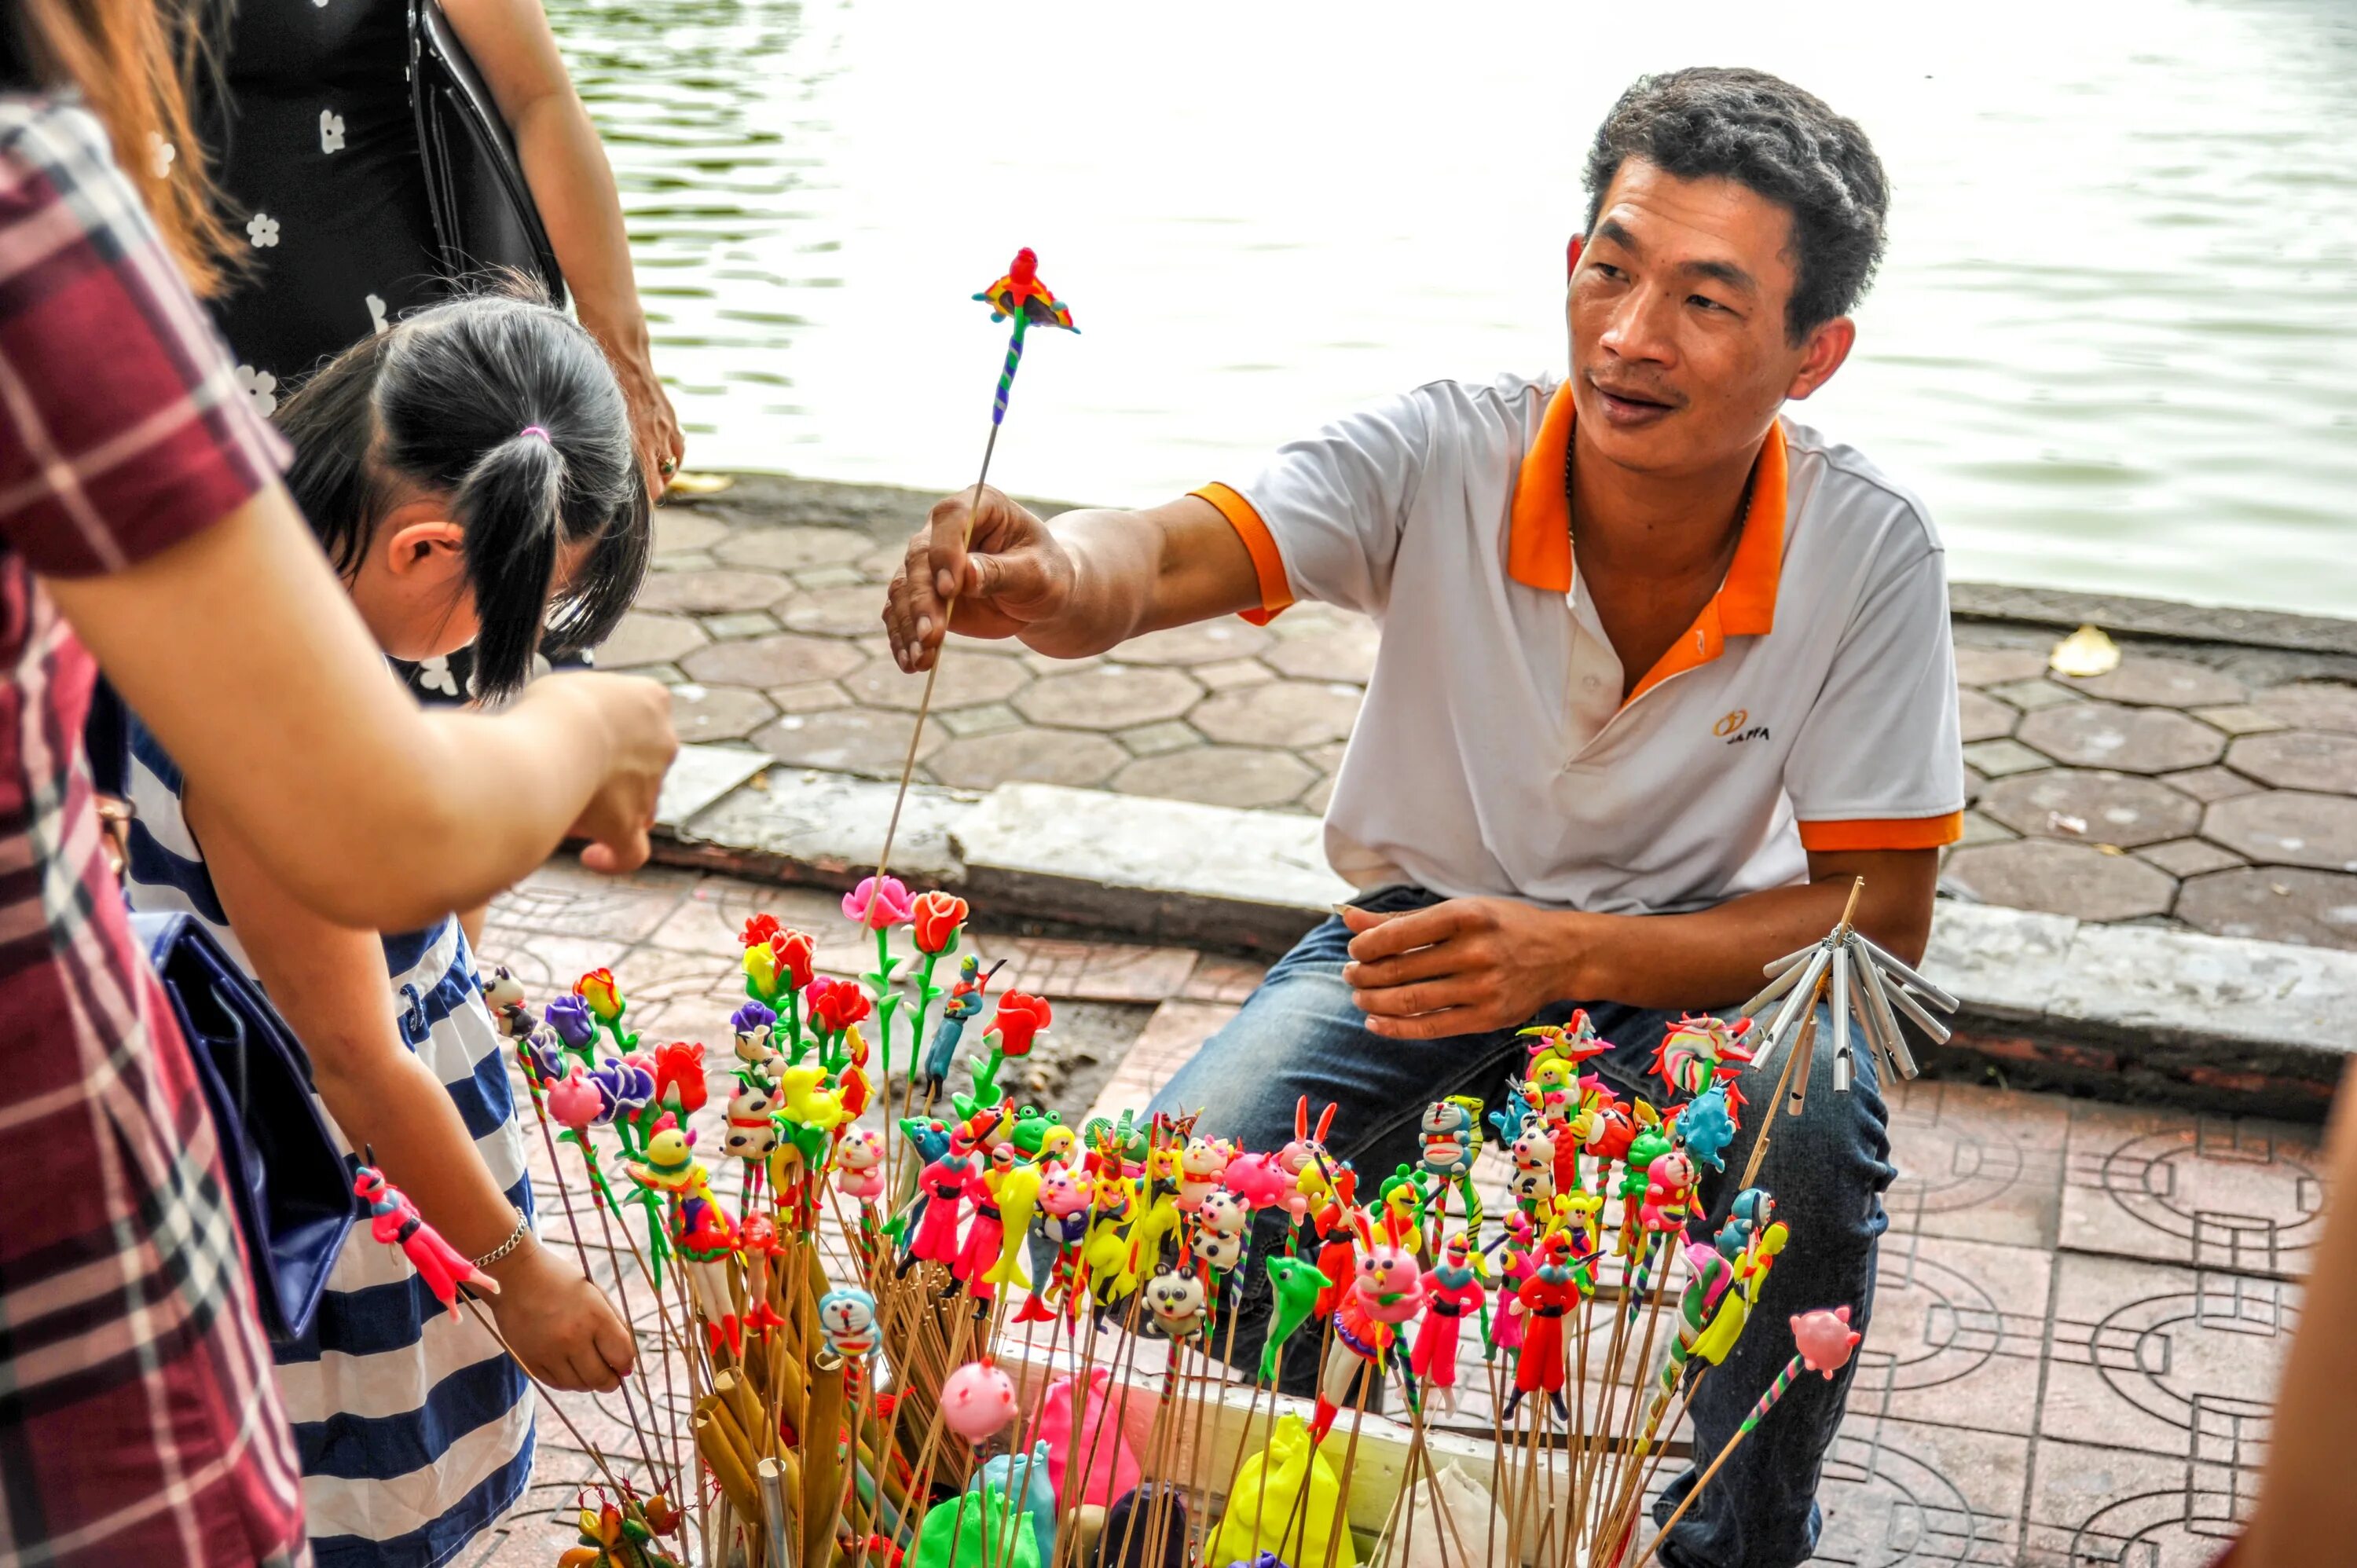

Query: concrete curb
left=655, top=745, right=2357, bottom=1119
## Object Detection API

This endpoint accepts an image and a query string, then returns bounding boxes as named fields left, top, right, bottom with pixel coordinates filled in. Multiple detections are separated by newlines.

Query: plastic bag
left=1096, top=1482, right=1189, bottom=1568
left=1369, top=1461, right=1497, bottom=1568
left=1206, top=1413, right=1356, bottom=1568
left=1029, top=1366, right=1143, bottom=1508
left=974, top=1439, right=1058, bottom=1564
left=912, top=1482, right=1040, bottom=1568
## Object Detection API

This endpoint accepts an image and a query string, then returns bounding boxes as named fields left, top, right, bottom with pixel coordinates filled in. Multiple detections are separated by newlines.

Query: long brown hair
left=12, top=0, right=236, bottom=294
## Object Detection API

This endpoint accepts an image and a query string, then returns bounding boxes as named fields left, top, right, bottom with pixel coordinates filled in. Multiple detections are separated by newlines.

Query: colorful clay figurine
left=838, top=1126, right=887, bottom=1202
left=1676, top=1083, right=1740, bottom=1172
left=1317, top=1216, right=1424, bottom=1434
left=905, top=1129, right=984, bottom=1273
left=940, top=1358, right=1021, bottom=1442
left=1259, top=1253, right=1332, bottom=1381
left=981, top=1152, right=1044, bottom=1292
left=1177, top=1133, right=1234, bottom=1211
left=720, top=1079, right=778, bottom=1162
left=1715, top=1187, right=1777, bottom=1260
left=1142, top=1266, right=1208, bottom=1340
left=353, top=1162, right=497, bottom=1317
left=478, top=965, right=531, bottom=1039
left=817, top=1286, right=880, bottom=1358
left=1503, top=1232, right=1581, bottom=1420
left=954, top=1145, right=1014, bottom=1297
left=1411, top=1233, right=1487, bottom=1413
left=1277, top=1097, right=1339, bottom=1179
left=1191, top=1189, right=1251, bottom=1274
left=917, top=954, right=995, bottom=1088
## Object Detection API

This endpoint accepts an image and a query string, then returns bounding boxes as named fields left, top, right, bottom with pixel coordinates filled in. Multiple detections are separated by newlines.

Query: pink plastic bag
left=1028, top=1366, right=1142, bottom=1508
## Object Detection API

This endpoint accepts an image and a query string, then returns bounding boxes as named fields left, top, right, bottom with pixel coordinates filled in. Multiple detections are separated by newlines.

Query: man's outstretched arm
left=882, top=487, right=1263, bottom=671
left=1340, top=847, right=1940, bottom=1038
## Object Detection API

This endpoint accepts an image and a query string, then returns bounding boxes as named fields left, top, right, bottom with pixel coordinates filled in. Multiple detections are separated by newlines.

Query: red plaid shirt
left=0, top=97, right=306, bottom=1566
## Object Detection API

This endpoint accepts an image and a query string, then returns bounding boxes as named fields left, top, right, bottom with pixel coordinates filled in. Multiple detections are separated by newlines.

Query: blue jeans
left=1146, top=888, right=1894, bottom=1568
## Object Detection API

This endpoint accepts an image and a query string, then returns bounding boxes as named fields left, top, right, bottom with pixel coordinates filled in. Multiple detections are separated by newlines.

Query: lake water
left=551, top=0, right=2357, bottom=617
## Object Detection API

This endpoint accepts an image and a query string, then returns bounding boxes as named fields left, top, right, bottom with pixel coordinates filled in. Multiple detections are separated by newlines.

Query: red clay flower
left=909, top=891, right=970, bottom=955
left=805, top=975, right=872, bottom=1034
left=653, top=1040, right=708, bottom=1115
left=772, top=929, right=816, bottom=991
left=741, top=913, right=782, bottom=949
left=987, top=992, right=1052, bottom=1057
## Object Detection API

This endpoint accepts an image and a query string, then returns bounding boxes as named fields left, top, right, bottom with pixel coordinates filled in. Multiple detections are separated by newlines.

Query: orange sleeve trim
left=1193, top=482, right=1293, bottom=625
left=1798, top=813, right=1965, bottom=852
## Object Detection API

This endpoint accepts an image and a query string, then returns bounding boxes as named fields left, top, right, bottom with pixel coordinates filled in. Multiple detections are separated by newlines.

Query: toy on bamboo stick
left=1259, top=1253, right=1333, bottom=1381
left=1501, top=1230, right=1582, bottom=1420
left=1416, top=1096, right=1484, bottom=1236
left=1190, top=1189, right=1251, bottom=1273
left=838, top=1126, right=887, bottom=1201
left=1315, top=1213, right=1423, bottom=1434
left=353, top=1161, right=497, bottom=1315
left=480, top=965, right=531, bottom=1038
left=817, top=1286, right=879, bottom=1358
left=918, top=954, right=989, bottom=1090
left=964, top=991, right=1050, bottom=1113
left=558, top=1497, right=684, bottom=1568
left=979, top=1151, right=1043, bottom=1291
left=1141, top=1266, right=1208, bottom=1339
left=1410, top=1232, right=1486, bottom=1413
left=1176, top=1133, right=1233, bottom=1210
left=905, top=1127, right=984, bottom=1272
left=941, top=1357, right=1020, bottom=1442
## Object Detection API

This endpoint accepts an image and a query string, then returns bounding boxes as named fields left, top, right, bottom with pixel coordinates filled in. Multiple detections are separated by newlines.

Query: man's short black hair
left=1582, top=68, right=1889, bottom=342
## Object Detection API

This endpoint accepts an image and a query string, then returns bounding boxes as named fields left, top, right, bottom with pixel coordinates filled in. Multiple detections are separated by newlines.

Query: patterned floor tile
left=1852, top=1232, right=2053, bottom=1435
left=1814, top=1415, right=2030, bottom=1566
left=2022, top=1436, right=2254, bottom=1568
left=486, top=856, right=697, bottom=943
left=2040, top=1251, right=2294, bottom=1462
left=1885, top=1079, right=2069, bottom=1250
left=2058, top=1102, right=2326, bottom=1277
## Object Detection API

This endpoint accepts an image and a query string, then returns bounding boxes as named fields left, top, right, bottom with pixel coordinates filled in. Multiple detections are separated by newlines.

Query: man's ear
left=1784, top=316, right=1857, bottom=401
left=1566, top=234, right=1585, bottom=278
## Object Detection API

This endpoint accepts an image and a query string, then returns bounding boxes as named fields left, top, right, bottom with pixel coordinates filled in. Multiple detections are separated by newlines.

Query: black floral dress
left=196, top=0, right=585, bottom=705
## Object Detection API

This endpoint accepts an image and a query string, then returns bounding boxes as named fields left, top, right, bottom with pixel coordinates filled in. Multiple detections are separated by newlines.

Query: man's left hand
left=1340, top=899, right=1586, bottom=1040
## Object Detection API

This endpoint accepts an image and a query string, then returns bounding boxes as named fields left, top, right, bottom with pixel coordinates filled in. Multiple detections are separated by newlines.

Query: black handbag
left=135, top=911, right=355, bottom=1343
left=409, top=0, right=567, bottom=305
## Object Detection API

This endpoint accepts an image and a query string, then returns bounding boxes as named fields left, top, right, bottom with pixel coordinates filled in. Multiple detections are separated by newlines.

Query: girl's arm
left=186, top=782, right=635, bottom=1392
left=444, top=0, right=684, bottom=495
left=46, top=485, right=676, bottom=932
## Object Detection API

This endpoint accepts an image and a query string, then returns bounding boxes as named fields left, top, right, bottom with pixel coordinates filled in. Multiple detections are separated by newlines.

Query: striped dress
left=117, top=716, right=536, bottom=1568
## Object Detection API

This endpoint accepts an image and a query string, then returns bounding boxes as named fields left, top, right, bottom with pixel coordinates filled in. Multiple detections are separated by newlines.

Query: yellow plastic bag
left=1207, top=1413, right=1357, bottom=1568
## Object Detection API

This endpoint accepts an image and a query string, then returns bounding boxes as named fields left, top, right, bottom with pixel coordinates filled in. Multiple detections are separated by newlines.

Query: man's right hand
left=884, top=485, right=1076, bottom=672
left=535, top=672, right=676, bottom=874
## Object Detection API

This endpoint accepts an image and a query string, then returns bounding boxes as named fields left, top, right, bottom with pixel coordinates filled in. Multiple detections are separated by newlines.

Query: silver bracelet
left=471, top=1209, right=531, bottom=1270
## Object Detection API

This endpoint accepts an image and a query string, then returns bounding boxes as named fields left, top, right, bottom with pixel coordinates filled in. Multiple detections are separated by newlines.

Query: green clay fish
left=1259, top=1254, right=1332, bottom=1382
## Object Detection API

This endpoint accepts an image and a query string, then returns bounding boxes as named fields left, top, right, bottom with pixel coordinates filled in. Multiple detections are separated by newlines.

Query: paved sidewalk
left=462, top=859, right=2312, bottom=1568
left=607, top=476, right=2357, bottom=949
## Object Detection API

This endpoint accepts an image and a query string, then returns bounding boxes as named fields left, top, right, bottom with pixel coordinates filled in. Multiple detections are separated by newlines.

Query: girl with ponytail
left=111, top=286, right=651, bottom=1568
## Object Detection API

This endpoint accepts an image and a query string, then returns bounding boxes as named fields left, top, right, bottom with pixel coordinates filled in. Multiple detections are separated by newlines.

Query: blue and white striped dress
left=118, top=716, right=536, bottom=1568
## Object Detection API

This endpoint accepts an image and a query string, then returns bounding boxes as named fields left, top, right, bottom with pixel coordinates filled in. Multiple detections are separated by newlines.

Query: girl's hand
left=483, top=1236, right=636, bottom=1391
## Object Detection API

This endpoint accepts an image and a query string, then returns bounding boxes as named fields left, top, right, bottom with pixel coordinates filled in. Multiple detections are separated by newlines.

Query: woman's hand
left=611, top=342, right=684, bottom=500
left=503, top=672, right=676, bottom=873
left=482, top=1236, right=636, bottom=1391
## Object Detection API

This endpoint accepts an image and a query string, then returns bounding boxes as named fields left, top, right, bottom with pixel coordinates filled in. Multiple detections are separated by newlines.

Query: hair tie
left=520, top=425, right=551, bottom=443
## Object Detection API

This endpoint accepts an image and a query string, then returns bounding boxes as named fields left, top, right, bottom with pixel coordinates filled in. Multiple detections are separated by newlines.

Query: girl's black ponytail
left=274, top=280, right=649, bottom=704
left=453, top=428, right=566, bottom=699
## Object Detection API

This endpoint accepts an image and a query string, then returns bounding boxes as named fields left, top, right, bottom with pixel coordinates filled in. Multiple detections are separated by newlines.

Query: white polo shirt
left=1194, top=373, right=1964, bottom=915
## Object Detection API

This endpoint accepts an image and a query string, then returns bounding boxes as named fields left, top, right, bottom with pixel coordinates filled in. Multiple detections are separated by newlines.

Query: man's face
left=1567, top=158, right=1852, bottom=477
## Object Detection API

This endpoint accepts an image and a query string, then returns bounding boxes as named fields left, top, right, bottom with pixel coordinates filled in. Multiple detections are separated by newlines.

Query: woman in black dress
left=192, top=0, right=681, bottom=706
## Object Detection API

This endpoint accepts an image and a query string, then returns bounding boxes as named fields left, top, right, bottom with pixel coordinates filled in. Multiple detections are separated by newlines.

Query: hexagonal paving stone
left=1976, top=770, right=2200, bottom=848
left=1110, top=621, right=1274, bottom=665
left=667, top=683, right=775, bottom=742
left=2058, top=655, right=2245, bottom=709
left=1194, top=658, right=1275, bottom=691
left=1192, top=680, right=1362, bottom=747
left=1301, top=774, right=1336, bottom=815
left=2190, top=704, right=2288, bottom=737
left=2225, top=730, right=2357, bottom=794
left=680, top=632, right=863, bottom=688
left=1015, top=665, right=1202, bottom=730
left=1959, top=738, right=2050, bottom=779
left=631, top=568, right=792, bottom=614
left=1118, top=721, right=1200, bottom=757
left=2135, top=837, right=2245, bottom=879
left=652, top=510, right=730, bottom=553
left=2175, top=866, right=2357, bottom=950
left=1952, top=645, right=2050, bottom=687
left=1112, top=747, right=1316, bottom=810
left=777, top=584, right=889, bottom=637
left=698, top=610, right=776, bottom=640
left=1984, top=678, right=2081, bottom=712
left=839, top=651, right=1029, bottom=712
left=1263, top=622, right=1380, bottom=684
left=752, top=707, right=938, bottom=775
left=2015, top=701, right=2224, bottom=774
left=2161, top=764, right=2264, bottom=804
left=1956, top=688, right=2016, bottom=744
left=929, top=728, right=1129, bottom=789
left=2253, top=682, right=2357, bottom=736
left=713, top=525, right=870, bottom=573
left=1955, top=810, right=2016, bottom=847
left=1941, top=840, right=2177, bottom=922
left=2203, top=791, right=2357, bottom=871
left=599, top=611, right=706, bottom=669
left=768, top=680, right=851, bottom=714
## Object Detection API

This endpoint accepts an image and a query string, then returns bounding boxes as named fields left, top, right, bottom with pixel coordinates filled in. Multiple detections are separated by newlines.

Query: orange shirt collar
left=1507, top=379, right=1788, bottom=638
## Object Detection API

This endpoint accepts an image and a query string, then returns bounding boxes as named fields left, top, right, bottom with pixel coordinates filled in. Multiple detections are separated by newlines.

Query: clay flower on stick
left=845, top=873, right=913, bottom=1068
left=574, top=969, right=636, bottom=1053
left=901, top=890, right=967, bottom=1086
left=545, top=994, right=596, bottom=1062
left=966, top=991, right=1049, bottom=1112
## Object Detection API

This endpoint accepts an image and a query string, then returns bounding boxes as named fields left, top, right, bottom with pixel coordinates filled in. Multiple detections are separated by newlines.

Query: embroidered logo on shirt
left=1714, top=709, right=1770, bottom=745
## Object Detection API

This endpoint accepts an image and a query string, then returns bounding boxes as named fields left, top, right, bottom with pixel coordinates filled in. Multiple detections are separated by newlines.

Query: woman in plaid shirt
left=0, top=4, right=680, bottom=1563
